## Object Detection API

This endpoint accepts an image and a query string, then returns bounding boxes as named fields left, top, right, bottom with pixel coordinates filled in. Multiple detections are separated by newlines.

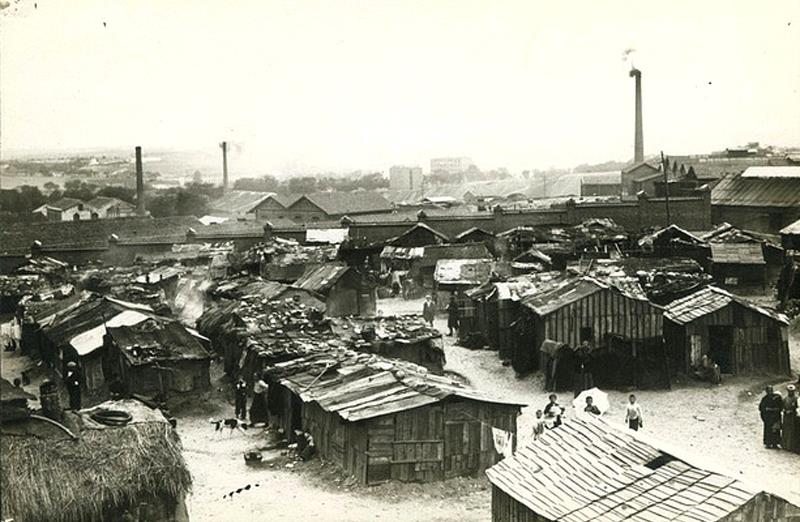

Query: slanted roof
left=208, top=190, right=275, bottom=215
left=701, top=222, right=781, bottom=246
left=419, top=243, right=492, bottom=267
left=271, top=351, right=524, bottom=423
left=622, top=160, right=660, bottom=175
left=579, top=171, right=621, bottom=185
left=740, top=166, right=800, bottom=178
left=638, top=224, right=706, bottom=247
left=486, top=417, right=791, bottom=522
left=455, top=227, right=494, bottom=241
left=87, top=196, right=134, bottom=211
left=306, top=228, right=348, bottom=244
left=434, top=258, right=494, bottom=285
left=380, top=246, right=425, bottom=260
left=387, top=222, right=449, bottom=247
left=664, top=286, right=788, bottom=325
left=710, top=242, right=765, bottom=265
left=292, top=191, right=393, bottom=216
left=780, top=218, right=800, bottom=236
left=108, top=321, right=211, bottom=366
left=47, top=197, right=84, bottom=211
left=712, top=172, right=800, bottom=208
left=521, top=276, right=651, bottom=316
left=293, top=264, right=351, bottom=294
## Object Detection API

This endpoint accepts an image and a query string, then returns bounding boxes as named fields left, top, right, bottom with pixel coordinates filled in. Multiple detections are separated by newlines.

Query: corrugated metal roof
left=270, top=350, right=525, bottom=422
left=293, top=264, right=351, bottom=294
left=664, top=286, right=788, bottom=325
left=486, top=417, right=769, bottom=522
left=108, top=321, right=211, bottom=365
left=710, top=243, right=765, bottom=264
left=740, top=166, right=800, bottom=178
left=712, top=173, right=800, bottom=207
left=433, top=258, right=494, bottom=285
left=380, top=246, right=425, bottom=260
left=521, top=276, right=651, bottom=316
left=292, top=192, right=393, bottom=216
left=208, top=190, right=274, bottom=215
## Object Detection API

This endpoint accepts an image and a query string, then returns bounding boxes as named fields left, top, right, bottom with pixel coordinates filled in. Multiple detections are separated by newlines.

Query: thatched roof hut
left=1, top=399, right=191, bottom=522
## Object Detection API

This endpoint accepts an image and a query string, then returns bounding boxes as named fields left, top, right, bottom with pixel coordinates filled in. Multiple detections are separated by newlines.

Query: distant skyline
left=1, top=0, right=799, bottom=175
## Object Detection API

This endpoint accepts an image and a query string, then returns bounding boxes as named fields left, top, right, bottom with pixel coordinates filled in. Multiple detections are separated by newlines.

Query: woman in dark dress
left=446, top=295, right=459, bottom=336
left=249, top=377, right=269, bottom=426
left=759, top=385, right=783, bottom=448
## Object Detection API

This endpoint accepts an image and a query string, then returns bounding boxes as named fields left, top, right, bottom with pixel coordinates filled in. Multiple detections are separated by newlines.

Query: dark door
left=708, top=326, right=734, bottom=373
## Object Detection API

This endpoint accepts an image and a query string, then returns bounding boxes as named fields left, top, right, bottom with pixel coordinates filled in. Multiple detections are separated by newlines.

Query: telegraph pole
left=660, top=150, right=671, bottom=225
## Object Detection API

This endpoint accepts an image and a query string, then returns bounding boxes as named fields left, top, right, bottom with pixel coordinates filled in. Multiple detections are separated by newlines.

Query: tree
left=96, top=185, right=136, bottom=203
left=234, top=175, right=280, bottom=192
left=0, top=185, right=47, bottom=217
left=62, top=180, right=99, bottom=201
left=287, top=176, right=318, bottom=194
left=43, top=181, right=61, bottom=193
left=146, top=188, right=210, bottom=218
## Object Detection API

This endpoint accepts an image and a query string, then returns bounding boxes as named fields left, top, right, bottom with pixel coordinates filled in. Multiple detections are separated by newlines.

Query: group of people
left=531, top=393, right=644, bottom=440
left=422, top=294, right=460, bottom=337
left=759, top=383, right=799, bottom=452
left=234, top=375, right=269, bottom=426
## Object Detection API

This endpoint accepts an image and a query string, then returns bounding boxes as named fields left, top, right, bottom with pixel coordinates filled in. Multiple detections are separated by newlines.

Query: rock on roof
left=292, top=191, right=393, bottom=215
left=664, top=285, right=788, bottom=325
left=486, top=417, right=798, bottom=522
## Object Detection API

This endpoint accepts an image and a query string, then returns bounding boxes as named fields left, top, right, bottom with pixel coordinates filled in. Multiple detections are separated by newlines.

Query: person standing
left=532, top=410, right=546, bottom=440
left=759, top=385, right=783, bottom=449
left=422, top=295, right=436, bottom=327
left=64, top=361, right=82, bottom=410
left=783, top=384, right=799, bottom=453
left=249, top=376, right=269, bottom=426
left=234, top=378, right=248, bottom=420
left=625, top=394, right=643, bottom=431
left=446, top=294, right=459, bottom=337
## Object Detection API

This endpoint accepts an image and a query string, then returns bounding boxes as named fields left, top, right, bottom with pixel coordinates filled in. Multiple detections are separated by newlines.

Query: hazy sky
left=1, top=0, right=799, bottom=173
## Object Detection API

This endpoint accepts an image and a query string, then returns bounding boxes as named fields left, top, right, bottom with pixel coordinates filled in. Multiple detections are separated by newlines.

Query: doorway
left=708, top=326, right=734, bottom=373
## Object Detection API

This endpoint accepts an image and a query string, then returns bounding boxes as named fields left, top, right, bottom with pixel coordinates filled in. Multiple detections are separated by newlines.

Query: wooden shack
left=663, top=286, right=791, bottom=376
left=387, top=223, right=449, bottom=248
left=433, top=258, right=495, bottom=311
left=709, top=242, right=767, bottom=290
left=516, top=277, right=667, bottom=388
left=412, top=243, right=492, bottom=293
left=104, top=320, right=212, bottom=400
left=293, top=263, right=377, bottom=317
left=266, top=352, right=524, bottom=485
left=487, top=417, right=800, bottom=522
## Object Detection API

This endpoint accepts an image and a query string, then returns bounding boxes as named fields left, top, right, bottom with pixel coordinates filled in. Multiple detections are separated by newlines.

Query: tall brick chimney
left=135, top=146, right=145, bottom=215
left=629, top=67, right=643, bottom=164
left=221, top=141, right=229, bottom=192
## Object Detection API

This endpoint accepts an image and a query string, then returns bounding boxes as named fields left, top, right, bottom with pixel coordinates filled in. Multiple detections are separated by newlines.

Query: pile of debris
left=229, top=238, right=339, bottom=281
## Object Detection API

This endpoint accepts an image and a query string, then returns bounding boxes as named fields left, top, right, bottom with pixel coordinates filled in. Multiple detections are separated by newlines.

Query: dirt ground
left=4, top=299, right=800, bottom=521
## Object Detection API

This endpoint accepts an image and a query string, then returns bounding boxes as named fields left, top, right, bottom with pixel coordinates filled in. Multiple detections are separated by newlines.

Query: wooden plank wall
left=674, top=303, right=789, bottom=375
left=541, top=288, right=664, bottom=348
left=491, top=486, right=551, bottom=522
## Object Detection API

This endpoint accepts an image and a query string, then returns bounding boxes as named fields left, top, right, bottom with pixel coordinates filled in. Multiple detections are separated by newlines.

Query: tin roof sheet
left=712, top=173, right=800, bottom=208
left=664, top=286, right=788, bottom=325
left=486, top=417, right=769, bottom=522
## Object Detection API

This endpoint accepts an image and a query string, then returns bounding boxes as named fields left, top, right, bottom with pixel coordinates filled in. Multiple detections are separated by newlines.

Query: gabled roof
left=710, top=242, right=765, bottom=264
left=486, top=417, right=793, bottom=522
left=47, top=197, right=84, bottom=211
left=521, top=276, right=651, bottom=316
left=579, top=171, right=621, bottom=185
left=712, top=172, right=800, bottom=207
left=701, top=222, right=780, bottom=246
left=622, top=160, right=660, bottom=175
left=208, top=190, right=275, bottom=215
left=455, top=227, right=495, bottom=241
left=291, top=191, right=393, bottom=216
left=387, top=223, right=449, bottom=247
left=664, top=286, right=788, bottom=325
left=638, top=224, right=706, bottom=247
left=293, top=263, right=352, bottom=294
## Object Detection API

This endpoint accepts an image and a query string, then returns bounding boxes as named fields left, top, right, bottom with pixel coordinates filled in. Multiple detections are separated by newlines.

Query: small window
left=579, top=327, right=593, bottom=343
left=72, top=213, right=80, bottom=221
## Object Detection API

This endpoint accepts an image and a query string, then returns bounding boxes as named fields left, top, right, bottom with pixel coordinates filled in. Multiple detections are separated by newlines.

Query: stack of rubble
left=229, top=238, right=339, bottom=281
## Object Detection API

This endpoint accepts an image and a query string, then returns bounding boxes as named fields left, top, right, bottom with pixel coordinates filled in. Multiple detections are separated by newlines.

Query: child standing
left=533, top=410, right=546, bottom=440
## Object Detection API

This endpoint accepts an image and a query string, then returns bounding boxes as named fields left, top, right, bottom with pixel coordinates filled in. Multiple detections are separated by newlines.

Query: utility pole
left=660, top=151, right=671, bottom=225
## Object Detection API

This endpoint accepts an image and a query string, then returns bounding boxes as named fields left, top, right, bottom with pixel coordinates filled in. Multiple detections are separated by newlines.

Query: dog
left=210, top=417, right=250, bottom=435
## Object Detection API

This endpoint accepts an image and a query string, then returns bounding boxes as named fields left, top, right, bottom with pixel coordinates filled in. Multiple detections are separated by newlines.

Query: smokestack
left=221, top=141, right=229, bottom=192
left=629, top=68, right=644, bottom=164
left=135, top=146, right=145, bottom=215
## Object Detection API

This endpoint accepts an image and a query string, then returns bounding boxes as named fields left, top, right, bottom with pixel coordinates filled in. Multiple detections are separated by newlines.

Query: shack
left=386, top=222, right=449, bottom=248
left=516, top=277, right=667, bottom=389
left=412, top=243, right=492, bottom=293
left=487, top=417, right=800, bottom=522
left=0, top=398, right=192, bottom=522
left=265, top=351, right=524, bottom=485
left=638, top=224, right=709, bottom=263
left=663, top=286, right=790, bottom=376
left=433, top=258, right=495, bottom=310
left=104, top=320, right=212, bottom=400
left=709, top=242, right=767, bottom=290
left=294, top=263, right=377, bottom=317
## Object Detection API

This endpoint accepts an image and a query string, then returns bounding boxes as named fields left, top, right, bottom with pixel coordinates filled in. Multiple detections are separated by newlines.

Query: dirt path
left=177, top=408, right=491, bottom=522
left=437, top=316, right=800, bottom=503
